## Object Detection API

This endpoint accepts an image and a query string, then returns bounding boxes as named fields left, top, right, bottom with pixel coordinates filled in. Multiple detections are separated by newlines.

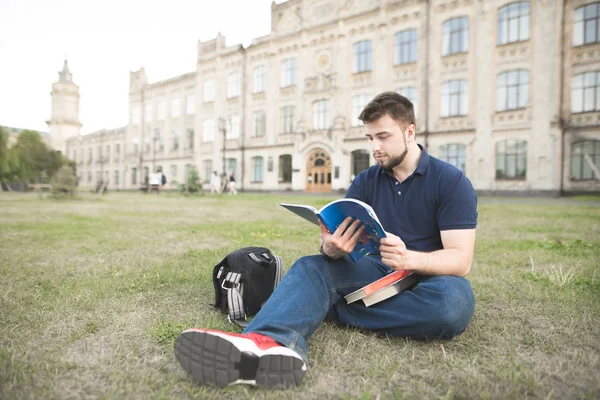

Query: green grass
left=1, top=192, right=599, bottom=399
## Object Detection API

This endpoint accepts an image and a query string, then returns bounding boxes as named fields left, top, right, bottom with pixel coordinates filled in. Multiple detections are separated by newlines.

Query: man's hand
left=380, top=232, right=416, bottom=271
left=319, top=217, right=365, bottom=259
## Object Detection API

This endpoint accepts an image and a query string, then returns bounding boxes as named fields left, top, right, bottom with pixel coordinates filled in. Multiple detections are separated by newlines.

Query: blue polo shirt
left=345, top=145, right=477, bottom=252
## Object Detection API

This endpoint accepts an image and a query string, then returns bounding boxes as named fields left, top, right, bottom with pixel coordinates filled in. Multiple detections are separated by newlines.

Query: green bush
left=179, top=166, right=202, bottom=194
left=50, top=165, right=77, bottom=198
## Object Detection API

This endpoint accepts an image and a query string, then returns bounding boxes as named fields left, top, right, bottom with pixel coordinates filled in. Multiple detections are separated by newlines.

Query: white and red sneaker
left=174, top=329, right=307, bottom=388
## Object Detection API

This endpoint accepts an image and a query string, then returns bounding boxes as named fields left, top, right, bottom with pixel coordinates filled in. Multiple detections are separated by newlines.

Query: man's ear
left=406, top=124, right=416, bottom=143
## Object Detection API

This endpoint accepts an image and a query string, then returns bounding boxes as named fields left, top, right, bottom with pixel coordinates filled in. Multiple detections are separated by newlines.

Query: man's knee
left=428, top=278, right=474, bottom=338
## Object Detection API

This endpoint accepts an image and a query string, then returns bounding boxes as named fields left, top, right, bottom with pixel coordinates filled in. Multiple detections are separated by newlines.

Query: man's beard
left=379, top=147, right=408, bottom=171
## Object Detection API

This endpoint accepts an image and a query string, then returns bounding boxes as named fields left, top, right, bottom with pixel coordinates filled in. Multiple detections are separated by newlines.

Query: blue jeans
left=244, top=254, right=475, bottom=363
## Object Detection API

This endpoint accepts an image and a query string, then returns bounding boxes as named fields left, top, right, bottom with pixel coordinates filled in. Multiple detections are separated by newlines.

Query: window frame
left=353, top=40, right=373, bottom=73
left=278, top=154, right=292, bottom=183
left=497, top=1, right=530, bottom=46
left=281, top=58, right=297, bottom=88
left=496, top=69, right=530, bottom=112
left=439, top=143, right=467, bottom=173
left=227, top=71, right=241, bottom=99
left=571, top=71, right=600, bottom=113
left=495, top=139, right=527, bottom=180
left=570, top=140, right=600, bottom=180
left=441, top=80, right=468, bottom=117
left=573, top=2, right=600, bottom=46
left=280, top=106, right=296, bottom=134
left=313, top=100, right=331, bottom=130
left=394, top=29, right=418, bottom=65
left=442, top=17, right=469, bottom=56
left=251, top=156, right=264, bottom=183
left=204, top=79, right=216, bottom=103
left=252, top=110, right=266, bottom=137
left=253, top=65, right=267, bottom=93
left=351, top=94, right=370, bottom=127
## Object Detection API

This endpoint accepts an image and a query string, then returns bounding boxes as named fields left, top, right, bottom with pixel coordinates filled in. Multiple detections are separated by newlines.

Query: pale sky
left=0, top=0, right=278, bottom=134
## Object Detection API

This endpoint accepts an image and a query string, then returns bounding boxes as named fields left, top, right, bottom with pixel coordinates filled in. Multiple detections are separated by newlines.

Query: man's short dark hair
left=358, top=91, right=415, bottom=128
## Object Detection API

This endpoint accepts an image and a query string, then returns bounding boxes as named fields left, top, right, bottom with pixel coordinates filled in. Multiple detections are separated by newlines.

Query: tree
left=51, top=165, right=77, bottom=198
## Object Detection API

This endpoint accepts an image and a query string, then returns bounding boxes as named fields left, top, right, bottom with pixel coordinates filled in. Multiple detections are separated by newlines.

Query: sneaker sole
left=174, top=330, right=306, bottom=388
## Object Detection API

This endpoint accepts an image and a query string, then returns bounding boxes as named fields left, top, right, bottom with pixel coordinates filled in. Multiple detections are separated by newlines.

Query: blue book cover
left=280, top=199, right=387, bottom=262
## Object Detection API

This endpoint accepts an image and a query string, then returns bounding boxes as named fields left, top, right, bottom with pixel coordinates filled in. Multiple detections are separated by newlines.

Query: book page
left=279, top=203, right=320, bottom=225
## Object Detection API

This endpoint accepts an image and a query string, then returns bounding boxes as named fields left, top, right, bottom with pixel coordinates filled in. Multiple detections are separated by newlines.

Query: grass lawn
left=0, top=192, right=599, bottom=399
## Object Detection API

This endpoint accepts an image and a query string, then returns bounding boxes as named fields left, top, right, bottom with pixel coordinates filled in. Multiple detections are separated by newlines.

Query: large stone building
left=52, top=0, right=599, bottom=194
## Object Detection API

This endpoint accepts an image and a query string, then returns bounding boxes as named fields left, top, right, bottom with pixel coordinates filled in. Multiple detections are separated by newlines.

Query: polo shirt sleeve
left=345, top=173, right=366, bottom=202
left=437, top=168, right=478, bottom=230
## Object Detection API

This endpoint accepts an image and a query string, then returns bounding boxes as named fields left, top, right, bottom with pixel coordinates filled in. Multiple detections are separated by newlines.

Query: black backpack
left=212, top=247, right=283, bottom=327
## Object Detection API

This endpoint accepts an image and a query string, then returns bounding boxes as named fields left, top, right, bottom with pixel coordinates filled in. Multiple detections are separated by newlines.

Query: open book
left=344, top=270, right=417, bottom=307
left=280, top=198, right=386, bottom=262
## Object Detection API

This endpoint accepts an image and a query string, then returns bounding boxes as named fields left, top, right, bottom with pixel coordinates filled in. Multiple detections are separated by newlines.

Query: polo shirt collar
left=380, top=143, right=430, bottom=177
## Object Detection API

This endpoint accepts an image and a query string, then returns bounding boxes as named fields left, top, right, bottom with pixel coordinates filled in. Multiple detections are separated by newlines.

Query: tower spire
left=59, top=59, right=72, bottom=82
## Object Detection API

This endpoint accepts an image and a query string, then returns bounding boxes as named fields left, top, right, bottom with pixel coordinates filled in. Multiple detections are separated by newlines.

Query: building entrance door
left=306, top=148, right=332, bottom=193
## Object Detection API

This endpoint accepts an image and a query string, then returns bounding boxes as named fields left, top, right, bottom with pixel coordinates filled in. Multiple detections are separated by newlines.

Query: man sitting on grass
left=174, top=91, right=478, bottom=389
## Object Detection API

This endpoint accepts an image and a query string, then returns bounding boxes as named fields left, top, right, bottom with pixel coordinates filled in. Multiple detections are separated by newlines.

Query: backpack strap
left=222, top=271, right=248, bottom=328
left=273, top=255, right=283, bottom=289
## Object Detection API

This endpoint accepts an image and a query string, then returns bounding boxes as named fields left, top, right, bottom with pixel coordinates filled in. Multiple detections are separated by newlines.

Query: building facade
left=56, top=0, right=600, bottom=194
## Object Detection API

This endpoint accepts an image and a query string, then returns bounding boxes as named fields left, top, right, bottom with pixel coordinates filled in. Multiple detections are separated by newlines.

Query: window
left=498, top=2, right=530, bottom=45
left=158, top=100, right=166, bottom=120
left=88, top=148, right=92, bottom=162
left=171, top=130, right=179, bottom=151
left=280, top=106, right=295, bottom=134
left=353, top=40, right=372, bottom=73
left=186, top=128, right=194, bottom=149
left=88, top=171, right=92, bottom=183
left=203, top=120, right=215, bottom=142
left=144, top=104, right=153, bottom=123
left=226, top=115, right=240, bottom=139
left=227, top=72, right=241, bottom=98
left=394, top=29, right=417, bottom=65
left=115, top=144, right=120, bottom=161
left=72, top=150, right=76, bottom=162
left=253, top=65, right=267, bottom=93
left=441, top=80, right=468, bottom=117
left=440, top=143, right=466, bottom=173
left=171, top=97, right=180, bottom=118
left=132, top=104, right=141, bottom=125
left=571, top=140, right=600, bottom=180
left=251, top=156, right=264, bottom=182
left=105, top=145, right=110, bottom=161
left=186, top=94, right=195, bottom=115
left=204, top=79, right=215, bottom=102
left=114, top=170, right=119, bottom=186
left=279, top=155, right=292, bottom=183
left=170, top=165, right=177, bottom=181
left=573, top=2, right=600, bottom=46
left=397, top=87, right=418, bottom=118
left=351, top=94, right=370, bottom=126
left=131, top=168, right=137, bottom=185
left=497, top=70, right=529, bottom=111
left=132, top=138, right=139, bottom=154
left=351, top=150, right=370, bottom=177
left=253, top=111, right=266, bottom=137
left=442, top=17, right=469, bottom=56
left=203, top=160, right=212, bottom=183
left=281, top=58, right=297, bottom=87
left=226, top=158, right=237, bottom=180
left=155, top=129, right=164, bottom=153
left=496, top=140, right=527, bottom=179
left=572, top=71, right=600, bottom=113
left=313, top=100, right=330, bottom=130
left=97, top=146, right=102, bottom=160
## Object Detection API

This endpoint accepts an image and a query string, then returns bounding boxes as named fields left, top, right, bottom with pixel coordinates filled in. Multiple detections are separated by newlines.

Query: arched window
left=439, top=144, right=466, bottom=173
left=497, top=2, right=530, bottom=45
left=571, top=140, right=600, bottom=180
left=495, top=140, right=527, bottom=179
left=442, top=17, right=469, bottom=56
left=497, top=70, right=529, bottom=111
left=394, top=29, right=417, bottom=65
left=353, top=40, right=372, bottom=73
left=573, top=2, right=600, bottom=46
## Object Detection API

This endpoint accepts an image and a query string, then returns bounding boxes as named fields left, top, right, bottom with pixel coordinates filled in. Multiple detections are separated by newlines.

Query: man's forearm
left=406, top=248, right=472, bottom=277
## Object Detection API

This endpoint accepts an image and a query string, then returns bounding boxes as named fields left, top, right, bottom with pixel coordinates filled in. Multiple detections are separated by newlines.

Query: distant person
left=227, top=171, right=237, bottom=195
left=209, top=171, right=220, bottom=194
left=149, top=169, right=162, bottom=193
